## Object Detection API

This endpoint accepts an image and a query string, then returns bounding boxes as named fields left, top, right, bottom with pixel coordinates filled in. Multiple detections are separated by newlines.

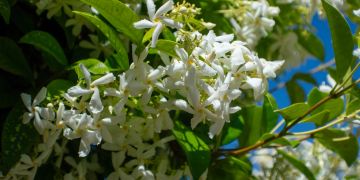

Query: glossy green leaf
left=47, top=79, right=73, bottom=98
left=221, top=112, right=244, bottom=145
left=295, top=29, right=325, bottom=61
left=322, top=0, right=354, bottom=82
left=301, top=110, right=330, bottom=126
left=172, top=120, right=211, bottom=180
left=208, top=156, right=252, bottom=180
left=278, top=150, right=316, bottom=180
left=0, top=0, right=10, bottom=24
left=73, top=59, right=110, bottom=78
left=263, top=93, right=279, bottom=132
left=80, top=0, right=143, bottom=45
left=74, top=11, right=129, bottom=70
left=314, top=129, right=359, bottom=166
left=276, top=103, right=310, bottom=122
left=20, top=31, right=67, bottom=66
left=346, top=98, right=360, bottom=115
left=0, top=106, right=40, bottom=174
left=0, top=37, right=33, bottom=82
left=307, top=88, right=343, bottom=120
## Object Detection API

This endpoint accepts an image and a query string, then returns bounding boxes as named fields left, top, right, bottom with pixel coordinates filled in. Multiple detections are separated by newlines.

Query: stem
left=220, top=78, right=360, bottom=156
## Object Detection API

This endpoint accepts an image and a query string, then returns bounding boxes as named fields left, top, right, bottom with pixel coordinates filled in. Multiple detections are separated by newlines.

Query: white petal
left=133, top=19, right=156, bottom=29
left=231, top=48, right=245, bottom=66
left=262, top=60, right=284, bottom=78
left=208, top=120, right=225, bottom=139
left=146, top=0, right=156, bottom=20
left=326, top=74, right=337, bottom=88
left=80, top=64, right=91, bottom=87
left=91, top=73, right=115, bottom=86
left=33, top=87, right=47, bottom=106
left=21, top=93, right=32, bottom=111
left=154, top=0, right=173, bottom=18
left=78, top=139, right=91, bottom=157
left=161, top=17, right=182, bottom=29
left=173, top=99, right=194, bottom=113
left=67, top=86, right=93, bottom=97
left=34, top=112, right=45, bottom=134
left=23, top=112, right=33, bottom=124
left=215, top=34, right=234, bottom=42
left=151, top=23, right=163, bottom=48
left=354, top=9, right=360, bottom=17
left=101, top=126, right=113, bottom=143
left=89, top=88, right=103, bottom=114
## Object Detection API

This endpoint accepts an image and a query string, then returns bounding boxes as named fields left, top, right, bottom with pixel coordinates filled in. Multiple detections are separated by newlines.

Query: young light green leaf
left=208, top=156, right=252, bottom=180
left=307, top=88, right=343, bottom=120
left=74, top=11, right=129, bottom=70
left=275, top=103, right=310, bottom=122
left=0, top=0, right=10, bottom=24
left=295, top=29, right=325, bottom=61
left=0, top=37, right=33, bottom=82
left=322, top=0, right=354, bottom=82
left=314, top=129, right=359, bottom=166
left=0, top=106, right=40, bottom=174
left=277, top=150, right=316, bottom=180
left=73, top=59, right=110, bottom=78
left=20, top=31, right=67, bottom=66
left=172, top=120, right=211, bottom=180
left=80, top=0, right=143, bottom=45
left=153, top=40, right=179, bottom=57
left=47, top=79, right=73, bottom=98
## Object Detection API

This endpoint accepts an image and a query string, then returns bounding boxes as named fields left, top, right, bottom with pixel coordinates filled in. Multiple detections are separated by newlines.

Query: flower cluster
left=6, top=0, right=284, bottom=179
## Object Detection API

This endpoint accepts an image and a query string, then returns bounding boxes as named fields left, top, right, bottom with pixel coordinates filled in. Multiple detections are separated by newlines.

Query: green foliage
left=301, top=110, right=330, bottom=126
left=74, top=11, right=129, bottom=70
left=20, top=31, right=68, bottom=66
left=277, top=150, right=316, bottom=180
left=80, top=0, right=143, bottom=45
left=151, top=40, right=179, bottom=57
left=0, top=37, right=33, bottom=83
left=286, top=73, right=317, bottom=103
left=307, top=88, right=343, bottom=121
left=0, top=0, right=10, bottom=24
left=46, top=79, right=73, bottom=98
left=238, top=94, right=279, bottom=146
left=276, top=103, right=309, bottom=123
left=322, top=0, right=354, bottom=82
left=73, top=59, right=110, bottom=78
left=295, top=29, right=325, bottom=61
left=314, top=129, right=359, bottom=166
left=208, top=156, right=252, bottom=180
left=172, top=120, right=211, bottom=180
left=0, top=106, right=40, bottom=174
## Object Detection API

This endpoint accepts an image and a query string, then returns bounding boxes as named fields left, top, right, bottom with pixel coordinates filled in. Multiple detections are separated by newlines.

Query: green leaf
left=322, top=0, right=354, bottom=82
left=277, top=150, right=316, bottom=180
left=20, top=31, right=67, bottom=66
left=0, top=106, right=40, bottom=174
left=301, top=110, right=330, bottom=126
left=80, top=0, right=143, bottom=45
left=295, top=29, right=325, bottom=61
left=172, top=120, right=211, bottom=180
left=263, top=93, right=279, bottom=132
left=73, top=59, right=110, bottom=78
left=307, top=88, right=343, bottom=120
left=314, top=129, right=359, bottom=166
left=47, top=79, right=73, bottom=98
left=74, top=11, right=129, bottom=70
left=142, top=27, right=155, bottom=43
left=292, top=73, right=317, bottom=85
left=0, top=0, right=10, bottom=24
left=208, top=156, right=252, bottom=180
left=346, top=98, right=360, bottom=115
left=221, top=112, right=244, bottom=145
left=153, top=40, right=179, bottom=57
left=275, top=103, right=310, bottom=123
left=0, top=37, right=33, bottom=82
left=286, top=80, right=306, bottom=103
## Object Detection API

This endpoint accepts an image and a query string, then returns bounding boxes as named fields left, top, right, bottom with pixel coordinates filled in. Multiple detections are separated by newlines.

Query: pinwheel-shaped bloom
left=134, top=0, right=182, bottom=47
left=67, top=64, right=115, bottom=114
left=21, top=87, right=53, bottom=134
left=63, top=113, right=102, bottom=157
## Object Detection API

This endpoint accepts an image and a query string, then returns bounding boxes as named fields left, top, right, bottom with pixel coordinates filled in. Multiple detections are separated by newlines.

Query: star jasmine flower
left=67, top=64, right=115, bottom=114
left=63, top=113, right=102, bottom=157
left=133, top=0, right=182, bottom=47
left=21, top=87, right=52, bottom=134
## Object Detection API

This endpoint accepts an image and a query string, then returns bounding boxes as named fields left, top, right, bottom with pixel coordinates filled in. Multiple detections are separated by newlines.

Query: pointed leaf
left=307, top=88, right=343, bottom=121
left=275, top=103, right=310, bottom=123
left=277, top=150, right=316, bottom=180
left=0, top=0, right=10, bottom=24
left=322, top=0, right=354, bottom=82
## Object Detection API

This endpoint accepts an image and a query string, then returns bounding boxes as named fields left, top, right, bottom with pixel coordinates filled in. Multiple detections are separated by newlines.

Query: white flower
left=63, top=113, right=102, bottom=157
left=319, top=74, right=336, bottom=93
left=133, top=0, right=182, bottom=47
left=67, top=64, right=115, bottom=114
left=354, top=9, right=360, bottom=17
left=21, top=87, right=52, bottom=134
